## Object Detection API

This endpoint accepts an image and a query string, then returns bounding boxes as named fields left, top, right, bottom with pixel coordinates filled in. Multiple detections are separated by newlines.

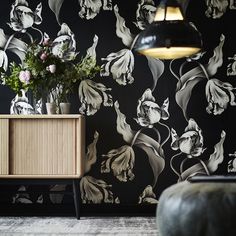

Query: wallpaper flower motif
left=227, top=55, right=236, bottom=76
left=228, top=159, right=236, bottom=172
left=175, top=34, right=229, bottom=119
left=8, top=0, right=42, bottom=32
left=48, top=0, right=112, bottom=23
left=10, top=90, right=34, bottom=115
left=51, top=23, right=77, bottom=61
left=0, top=49, right=8, bottom=72
left=138, top=185, right=158, bottom=204
left=78, top=0, right=112, bottom=20
left=171, top=119, right=205, bottom=158
left=12, top=186, right=33, bottom=204
left=135, top=89, right=169, bottom=128
left=206, top=131, right=226, bottom=173
left=79, top=79, right=113, bottom=115
left=84, top=131, right=99, bottom=174
left=80, top=176, right=115, bottom=204
left=101, top=145, right=135, bottom=182
left=113, top=5, right=134, bottom=48
left=100, top=5, right=136, bottom=87
left=228, top=152, right=236, bottom=172
left=101, top=49, right=134, bottom=85
left=114, top=101, right=165, bottom=188
left=205, top=79, right=236, bottom=115
left=205, top=0, right=228, bottom=18
left=0, top=28, right=27, bottom=71
left=78, top=131, right=120, bottom=204
left=134, top=0, right=156, bottom=30
left=78, top=0, right=103, bottom=20
left=0, top=0, right=235, bottom=207
left=179, top=130, right=226, bottom=181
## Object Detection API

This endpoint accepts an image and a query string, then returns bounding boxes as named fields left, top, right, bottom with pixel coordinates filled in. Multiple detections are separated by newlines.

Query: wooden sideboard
left=0, top=115, right=85, bottom=219
left=0, top=115, right=85, bottom=178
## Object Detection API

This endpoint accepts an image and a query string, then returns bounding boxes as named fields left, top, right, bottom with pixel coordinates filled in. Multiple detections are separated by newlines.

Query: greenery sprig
left=0, top=41, right=101, bottom=104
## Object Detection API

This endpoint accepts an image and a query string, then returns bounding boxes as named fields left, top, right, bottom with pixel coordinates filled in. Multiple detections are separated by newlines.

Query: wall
left=0, top=0, right=236, bottom=211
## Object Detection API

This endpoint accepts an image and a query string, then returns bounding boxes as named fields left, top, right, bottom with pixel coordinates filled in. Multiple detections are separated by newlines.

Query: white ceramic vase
left=46, top=102, right=57, bottom=114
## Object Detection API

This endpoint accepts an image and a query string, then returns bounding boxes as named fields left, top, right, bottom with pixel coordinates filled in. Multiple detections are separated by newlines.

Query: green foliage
left=57, top=56, right=101, bottom=102
left=1, top=62, right=26, bottom=96
left=75, top=56, right=101, bottom=81
left=1, top=41, right=100, bottom=103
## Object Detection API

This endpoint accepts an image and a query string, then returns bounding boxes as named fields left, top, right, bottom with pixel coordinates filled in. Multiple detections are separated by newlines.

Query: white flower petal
left=78, top=0, right=102, bottom=19
left=101, top=49, right=134, bottom=85
left=85, top=34, right=98, bottom=61
left=114, top=5, right=134, bottom=47
left=80, top=176, right=114, bottom=204
left=207, top=130, right=226, bottom=173
left=85, top=131, right=99, bottom=173
left=34, top=2, right=43, bottom=25
left=78, top=79, right=113, bottom=116
left=171, top=128, right=179, bottom=150
left=114, top=101, right=135, bottom=143
left=0, top=50, right=8, bottom=72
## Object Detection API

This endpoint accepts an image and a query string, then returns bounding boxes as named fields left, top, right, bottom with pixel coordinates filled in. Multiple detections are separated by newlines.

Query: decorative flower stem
left=31, top=26, right=44, bottom=44
left=130, top=128, right=144, bottom=147
left=180, top=157, right=210, bottom=178
left=197, top=62, right=209, bottom=80
left=4, top=33, right=16, bottom=51
left=129, top=34, right=139, bottom=50
left=26, top=32, right=33, bottom=43
left=4, top=32, right=33, bottom=53
left=179, top=61, right=187, bottom=77
left=158, top=121, right=171, bottom=148
left=169, top=59, right=180, bottom=81
left=170, top=151, right=183, bottom=181
left=153, top=127, right=161, bottom=144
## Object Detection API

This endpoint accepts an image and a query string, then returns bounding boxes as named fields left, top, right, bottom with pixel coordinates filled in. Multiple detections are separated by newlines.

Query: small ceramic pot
left=46, top=102, right=57, bottom=114
left=60, top=102, right=71, bottom=114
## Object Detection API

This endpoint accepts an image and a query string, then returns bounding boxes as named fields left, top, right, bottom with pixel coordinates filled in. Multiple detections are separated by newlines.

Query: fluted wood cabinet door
left=0, top=119, right=9, bottom=175
left=0, top=115, right=85, bottom=178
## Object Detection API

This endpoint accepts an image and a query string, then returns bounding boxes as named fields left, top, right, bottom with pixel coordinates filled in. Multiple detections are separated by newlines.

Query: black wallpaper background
left=0, top=0, right=236, bottom=212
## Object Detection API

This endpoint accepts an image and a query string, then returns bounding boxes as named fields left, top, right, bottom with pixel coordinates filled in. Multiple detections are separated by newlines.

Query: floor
left=0, top=217, right=158, bottom=236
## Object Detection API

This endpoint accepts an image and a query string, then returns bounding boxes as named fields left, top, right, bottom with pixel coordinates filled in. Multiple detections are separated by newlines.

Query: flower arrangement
left=1, top=38, right=71, bottom=101
left=0, top=15, right=103, bottom=115
left=0, top=36, right=101, bottom=111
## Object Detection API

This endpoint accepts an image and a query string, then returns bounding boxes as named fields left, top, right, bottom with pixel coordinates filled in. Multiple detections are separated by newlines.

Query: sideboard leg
left=72, top=179, right=80, bottom=220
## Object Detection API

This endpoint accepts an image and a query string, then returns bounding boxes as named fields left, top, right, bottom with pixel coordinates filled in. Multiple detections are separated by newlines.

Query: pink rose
left=40, top=52, right=47, bottom=61
left=19, top=70, right=31, bottom=84
left=43, top=38, right=50, bottom=46
left=47, top=64, right=56, bottom=73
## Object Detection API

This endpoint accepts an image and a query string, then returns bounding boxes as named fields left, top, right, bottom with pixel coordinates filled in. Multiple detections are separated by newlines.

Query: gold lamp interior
left=139, top=47, right=201, bottom=60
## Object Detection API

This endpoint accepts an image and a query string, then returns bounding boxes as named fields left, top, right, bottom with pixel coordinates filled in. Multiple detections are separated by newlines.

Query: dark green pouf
left=156, top=181, right=236, bottom=236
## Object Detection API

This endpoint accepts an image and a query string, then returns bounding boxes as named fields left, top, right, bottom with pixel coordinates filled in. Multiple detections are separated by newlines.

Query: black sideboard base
left=0, top=204, right=156, bottom=217
left=0, top=178, right=81, bottom=219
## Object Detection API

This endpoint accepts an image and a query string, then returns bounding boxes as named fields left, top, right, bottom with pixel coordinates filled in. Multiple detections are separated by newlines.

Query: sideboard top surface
left=0, top=115, right=83, bottom=119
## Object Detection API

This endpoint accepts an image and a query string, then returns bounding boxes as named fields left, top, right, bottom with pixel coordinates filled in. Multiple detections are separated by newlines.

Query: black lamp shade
left=134, top=20, right=202, bottom=59
left=133, top=0, right=203, bottom=59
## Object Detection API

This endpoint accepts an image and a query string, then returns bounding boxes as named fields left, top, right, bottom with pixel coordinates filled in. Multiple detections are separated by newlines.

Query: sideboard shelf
left=0, top=115, right=85, bottom=178
left=0, top=115, right=85, bottom=219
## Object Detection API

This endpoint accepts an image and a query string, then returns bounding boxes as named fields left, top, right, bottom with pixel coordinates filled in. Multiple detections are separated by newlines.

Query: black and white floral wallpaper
left=0, top=0, right=236, bottom=208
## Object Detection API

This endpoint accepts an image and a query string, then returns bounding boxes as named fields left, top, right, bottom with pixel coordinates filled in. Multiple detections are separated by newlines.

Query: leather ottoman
left=156, top=177, right=236, bottom=236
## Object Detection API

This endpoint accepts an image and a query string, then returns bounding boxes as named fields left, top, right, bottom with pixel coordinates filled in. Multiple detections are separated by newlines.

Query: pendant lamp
left=133, top=0, right=202, bottom=60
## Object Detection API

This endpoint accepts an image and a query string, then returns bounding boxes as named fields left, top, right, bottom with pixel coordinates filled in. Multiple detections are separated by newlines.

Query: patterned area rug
left=0, top=217, right=158, bottom=236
